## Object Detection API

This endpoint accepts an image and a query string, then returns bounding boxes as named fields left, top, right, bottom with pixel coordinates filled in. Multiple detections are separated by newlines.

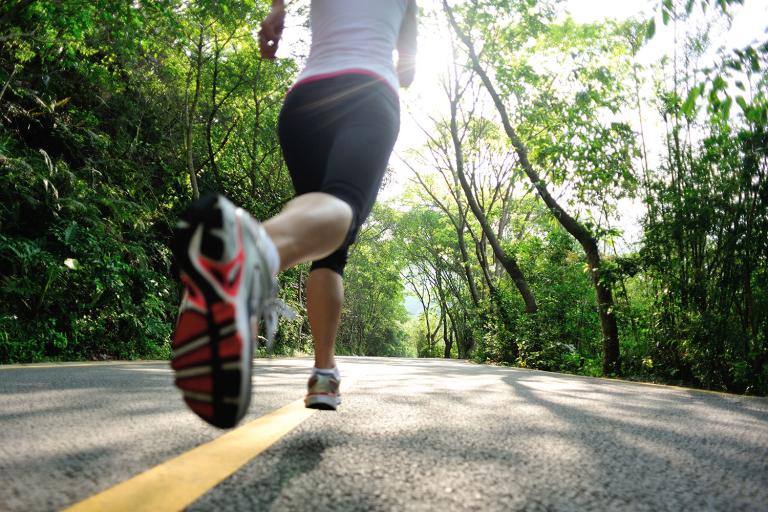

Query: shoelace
left=252, top=274, right=296, bottom=350
left=260, top=296, right=296, bottom=348
left=239, top=216, right=298, bottom=349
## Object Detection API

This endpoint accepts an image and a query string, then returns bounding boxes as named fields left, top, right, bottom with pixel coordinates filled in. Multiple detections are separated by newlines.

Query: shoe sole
left=170, top=194, right=253, bottom=429
left=304, top=394, right=341, bottom=411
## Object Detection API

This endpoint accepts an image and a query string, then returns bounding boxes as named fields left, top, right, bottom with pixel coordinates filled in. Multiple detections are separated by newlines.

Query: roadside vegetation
left=1, top=0, right=765, bottom=395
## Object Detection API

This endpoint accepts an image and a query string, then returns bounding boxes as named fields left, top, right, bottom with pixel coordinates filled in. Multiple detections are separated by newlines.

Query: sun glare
left=387, top=8, right=456, bottom=200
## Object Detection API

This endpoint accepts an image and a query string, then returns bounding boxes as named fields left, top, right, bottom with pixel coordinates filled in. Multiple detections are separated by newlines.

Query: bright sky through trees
left=395, top=0, right=766, bottom=163
left=389, top=0, right=767, bottom=246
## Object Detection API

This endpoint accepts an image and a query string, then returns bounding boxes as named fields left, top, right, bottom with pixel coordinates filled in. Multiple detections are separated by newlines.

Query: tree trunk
left=183, top=27, right=205, bottom=200
left=443, top=312, right=453, bottom=358
left=585, top=242, right=620, bottom=373
left=411, top=168, right=481, bottom=308
left=448, top=89, right=538, bottom=315
left=445, top=2, right=620, bottom=373
left=494, top=185, right=514, bottom=280
left=457, top=210, right=481, bottom=307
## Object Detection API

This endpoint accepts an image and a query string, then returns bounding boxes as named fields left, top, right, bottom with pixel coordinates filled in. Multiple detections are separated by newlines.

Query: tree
left=639, top=0, right=768, bottom=392
left=442, top=0, right=642, bottom=374
left=336, top=205, right=411, bottom=358
left=0, top=0, right=298, bottom=362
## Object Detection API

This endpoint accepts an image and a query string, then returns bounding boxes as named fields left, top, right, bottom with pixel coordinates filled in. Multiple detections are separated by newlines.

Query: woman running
left=170, top=0, right=418, bottom=428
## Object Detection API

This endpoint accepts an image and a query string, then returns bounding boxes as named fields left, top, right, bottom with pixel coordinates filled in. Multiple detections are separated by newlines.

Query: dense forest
left=1, top=0, right=766, bottom=395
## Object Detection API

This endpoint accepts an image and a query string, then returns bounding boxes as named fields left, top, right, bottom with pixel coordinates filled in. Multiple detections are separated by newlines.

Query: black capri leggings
left=278, top=73, right=400, bottom=276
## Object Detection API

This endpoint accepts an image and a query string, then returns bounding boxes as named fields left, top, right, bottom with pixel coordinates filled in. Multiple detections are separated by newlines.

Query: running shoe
left=170, top=193, right=287, bottom=428
left=304, top=373, right=341, bottom=410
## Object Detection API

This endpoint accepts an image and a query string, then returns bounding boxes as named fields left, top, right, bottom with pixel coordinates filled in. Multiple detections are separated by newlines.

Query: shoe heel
left=170, top=193, right=250, bottom=429
left=171, top=193, right=224, bottom=268
left=305, top=395, right=339, bottom=411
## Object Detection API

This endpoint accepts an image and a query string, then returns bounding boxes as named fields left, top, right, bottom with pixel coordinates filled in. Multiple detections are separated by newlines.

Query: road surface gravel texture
left=1, top=357, right=766, bottom=511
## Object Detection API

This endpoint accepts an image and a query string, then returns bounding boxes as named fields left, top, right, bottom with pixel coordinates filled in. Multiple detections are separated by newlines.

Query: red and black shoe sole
left=170, top=194, right=252, bottom=429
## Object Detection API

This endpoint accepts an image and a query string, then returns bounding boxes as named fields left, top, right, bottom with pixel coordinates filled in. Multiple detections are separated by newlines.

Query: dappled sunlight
left=3, top=358, right=767, bottom=511
left=515, top=376, right=598, bottom=393
left=311, top=359, right=767, bottom=509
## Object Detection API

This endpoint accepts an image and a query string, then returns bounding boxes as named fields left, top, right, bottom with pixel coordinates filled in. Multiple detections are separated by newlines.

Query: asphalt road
left=1, top=357, right=767, bottom=511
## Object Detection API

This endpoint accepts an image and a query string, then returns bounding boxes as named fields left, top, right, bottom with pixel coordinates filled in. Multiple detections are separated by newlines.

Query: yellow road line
left=63, top=399, right=317, bottom=512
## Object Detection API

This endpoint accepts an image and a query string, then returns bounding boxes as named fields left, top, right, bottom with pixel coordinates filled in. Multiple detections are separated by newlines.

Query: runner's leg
left=275, top=75, right=400, bottom=408
left=263, top=193, right=345, bottom=370
left=306, top=268, right=342, bottom=369
left=263, top=192, right=352, bottom=270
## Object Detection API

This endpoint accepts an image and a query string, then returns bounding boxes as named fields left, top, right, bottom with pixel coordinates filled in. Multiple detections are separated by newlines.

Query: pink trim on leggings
left=288, top=68, right=400, bottom=97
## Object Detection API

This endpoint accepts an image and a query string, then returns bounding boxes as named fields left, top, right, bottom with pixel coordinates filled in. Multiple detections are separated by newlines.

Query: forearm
left=397, top=0, right=417, bottom=87
left=397, top=0, right=418, bottom=58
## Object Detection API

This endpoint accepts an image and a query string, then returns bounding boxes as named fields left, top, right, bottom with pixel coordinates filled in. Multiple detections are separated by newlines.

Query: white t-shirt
left=294, top=0, right=408, bottom=93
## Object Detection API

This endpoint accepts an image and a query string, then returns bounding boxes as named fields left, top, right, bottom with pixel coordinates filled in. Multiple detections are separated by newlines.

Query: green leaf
left=682, top=85, right=703, bottom=116
left=646, top=18, right=656, bottom=40
left=63, top=223, right=77, bottom=245
left=747, top=48, right=761, bottom=72
left=712, top=75, right=727, bottom=91
left=746, top=107, right=761, bottom=123
left=662, top=0, right=673, bottom=24
left=721, top=96, right=733, bottom=118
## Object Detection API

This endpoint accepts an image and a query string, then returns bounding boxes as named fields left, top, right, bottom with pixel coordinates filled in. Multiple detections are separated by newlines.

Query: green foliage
left=472, top=226, right=602, bottom=373
left=409, top=0, right=767, bottom=395
left=658, top=0, right=745, bottom=26
left=641, top=100, right=768, bottom=393
left=2, top=0, right=766, bottom=400
left=0, top=141, right=174, bottom=361
left=0, top=0, right=295, bottom=362
left=337, top=205, right=412, bottom=358
left=637, top=3, right=768, bottom=393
